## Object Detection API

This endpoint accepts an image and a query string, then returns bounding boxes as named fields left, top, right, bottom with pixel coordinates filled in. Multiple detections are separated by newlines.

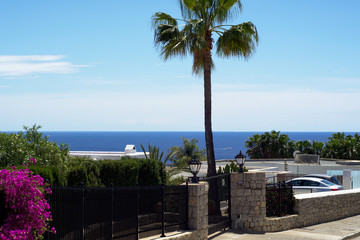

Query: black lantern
left=235, top=151, right=246, bottom=173
left=188, top=157, right=202, bottom=183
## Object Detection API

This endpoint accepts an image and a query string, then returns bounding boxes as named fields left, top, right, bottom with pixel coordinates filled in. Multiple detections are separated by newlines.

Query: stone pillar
left=187, top=182, right=208, bottom=240
left=230, top=172, right=266, bottom=232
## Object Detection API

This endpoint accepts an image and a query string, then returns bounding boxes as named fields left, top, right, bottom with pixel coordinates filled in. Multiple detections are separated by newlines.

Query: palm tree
left=245, top=133, right=262, bottom=159
left=152, top=0, right=259, bottom=179
left=140, top=143, right=175, bottom=164
left=169, top=137, right=206, bottom=168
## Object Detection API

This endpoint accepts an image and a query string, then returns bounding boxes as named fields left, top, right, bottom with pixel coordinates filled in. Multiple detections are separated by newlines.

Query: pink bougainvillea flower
left=29, top=158, right=36, bottom=164
left=0, top=167, right=55, bottom=239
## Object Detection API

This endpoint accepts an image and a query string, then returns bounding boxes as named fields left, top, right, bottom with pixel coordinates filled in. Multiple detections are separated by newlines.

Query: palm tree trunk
left=204, top=56, right=216, bottom=178
left=204, top=48, right=220, bottom=215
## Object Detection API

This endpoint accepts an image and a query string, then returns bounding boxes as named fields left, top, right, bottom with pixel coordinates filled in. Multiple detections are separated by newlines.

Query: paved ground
left=209, top=214, right=360, bottom=240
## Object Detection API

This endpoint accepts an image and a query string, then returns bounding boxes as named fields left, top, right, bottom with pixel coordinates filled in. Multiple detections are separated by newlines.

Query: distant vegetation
left=0, top=124, right=69, bottom=168
left=245, top=130, right=360, bottom=160
left=0, top=125, right=207, bottom=186
left=141, top=137, right=206, bottom=185
left=4, top=126, right=359, bottom=187
left=0, top=125, right=166, bottom=186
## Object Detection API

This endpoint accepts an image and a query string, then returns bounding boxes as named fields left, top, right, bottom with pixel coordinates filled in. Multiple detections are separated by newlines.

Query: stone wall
left=231, top=172, right=360, bottom=233
left=187, top=182, right=208, bottom=240
left=230, top=172, right=266, bottom=232
left=294, top=189, right=360, bottom=226
left=147, top=173, right=360, bottom=240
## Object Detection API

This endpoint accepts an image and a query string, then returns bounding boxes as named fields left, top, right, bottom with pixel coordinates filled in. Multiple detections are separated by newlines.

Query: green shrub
left=65, top=157, right=166, bottom=187
left=14, top=165, right=66, bottom=186
left=6, top=154, right=167, bottom=187
left=99, top=159, right=139, bottom=186
left=67, top=160, right=103, bottom=187
left=138, top=159, right=164, bottom=186
left=67, top=166, right=88, bottom=186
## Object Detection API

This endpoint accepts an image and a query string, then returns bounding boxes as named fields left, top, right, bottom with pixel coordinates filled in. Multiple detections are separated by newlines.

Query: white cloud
left=1, top=86, right=359, bottom=131
left=0, top=55, right=87, bottom=76
left=0, top=55, right=66, bottom=62
left=0, top=90, right=204, bottom=131
left=212, top=88, right=360, bottom=131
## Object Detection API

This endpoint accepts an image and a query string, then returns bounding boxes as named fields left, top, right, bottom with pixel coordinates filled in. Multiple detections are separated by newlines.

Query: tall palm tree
left=152, top=0, right=259, bottom=179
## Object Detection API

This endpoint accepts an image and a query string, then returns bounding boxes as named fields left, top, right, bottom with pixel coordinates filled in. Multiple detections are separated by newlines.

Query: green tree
left=295, top=140, right=324, bottom=155
left=311, top=141, right=324, bottom=156
left=20, top=124, right=69, bottom=166
left=0, top=124, right=69, bottom=168
left=140, top=144, right=175, bottom=164
left=245, top=131, right=292, bottom=159
left=152, top=0, right=258, bottom=180
left=295, top=140, right=313, bottom=154
left=245, top=133, right=262, bottom=159
left=170, top=137, right=206, bottom=168
left=323, top=133, right=360, bottom=160
left=0, top=132, right=28, bottom=167
left=140, top=144, right=176, bottom=184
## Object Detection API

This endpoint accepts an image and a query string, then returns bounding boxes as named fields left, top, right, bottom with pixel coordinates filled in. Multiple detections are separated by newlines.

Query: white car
left=302, top=174, right=341, bottom=185
left=286, top=177, right=344, bottom=194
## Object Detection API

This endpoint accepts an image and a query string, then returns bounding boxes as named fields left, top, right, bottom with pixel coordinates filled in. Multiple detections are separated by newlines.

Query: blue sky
left=1, top=0, right=360, bottom=131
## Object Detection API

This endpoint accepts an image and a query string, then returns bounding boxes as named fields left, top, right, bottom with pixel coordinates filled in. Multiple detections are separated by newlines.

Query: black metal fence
left=266, top=181, right=295, bottom=217
left=201, top=173, right=231, bottom=235
left=45, top=184, right=188, bottom=240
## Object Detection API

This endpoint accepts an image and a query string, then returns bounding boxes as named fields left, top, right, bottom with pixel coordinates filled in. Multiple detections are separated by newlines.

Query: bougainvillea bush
left=0, top=160, right=55, bottom=239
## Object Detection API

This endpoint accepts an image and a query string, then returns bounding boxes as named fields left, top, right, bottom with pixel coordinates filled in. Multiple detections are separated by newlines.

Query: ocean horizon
left=19, top=131, right=355, bottom=160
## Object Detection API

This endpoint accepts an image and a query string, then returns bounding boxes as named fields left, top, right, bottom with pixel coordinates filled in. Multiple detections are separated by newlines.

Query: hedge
left=13, top=165, right=66, bottom=187
left=68, top=158, right=165, bottom=187
left=10, top=158, right=166, bottom=187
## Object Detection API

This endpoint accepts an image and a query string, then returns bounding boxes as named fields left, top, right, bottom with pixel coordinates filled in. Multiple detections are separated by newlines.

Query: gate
left=202, top=174, right=231, bottom=235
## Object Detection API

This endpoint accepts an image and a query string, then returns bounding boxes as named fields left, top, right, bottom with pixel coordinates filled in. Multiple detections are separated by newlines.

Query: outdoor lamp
left=188, top=157, right=202, bottom=183
left=235, top=151, right=246, bottom=173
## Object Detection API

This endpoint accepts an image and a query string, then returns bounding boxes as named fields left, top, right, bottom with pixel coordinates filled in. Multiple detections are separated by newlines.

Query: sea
left=35, top=131, right=357, bottom=160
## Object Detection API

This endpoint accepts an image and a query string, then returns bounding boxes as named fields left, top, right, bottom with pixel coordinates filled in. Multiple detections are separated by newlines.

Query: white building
left=70, top=145, right=148, bottom=160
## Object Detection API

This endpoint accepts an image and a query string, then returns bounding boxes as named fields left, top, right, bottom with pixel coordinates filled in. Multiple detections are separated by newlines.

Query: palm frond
left=216, top=21, right=259, bottom=59
left=212, top=0, right=242, bottom=24
left=140, top=144, right=149, bottom=160
left=152, top=12, right=182, bottom=51
left=179, top=0, right=200, bottom=20
left=151, top=12, right=178, bottom=29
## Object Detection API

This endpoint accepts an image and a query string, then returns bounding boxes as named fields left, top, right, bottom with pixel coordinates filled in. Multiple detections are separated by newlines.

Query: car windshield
left=321, top=179, right=335, bottom=186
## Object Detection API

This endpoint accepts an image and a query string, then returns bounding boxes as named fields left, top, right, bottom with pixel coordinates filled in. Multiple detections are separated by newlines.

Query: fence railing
left=45, top=184, right=188, bottom=240
left=200, top=174, right=231, bottom=235
left=266, top=181, right=295, bottom=217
